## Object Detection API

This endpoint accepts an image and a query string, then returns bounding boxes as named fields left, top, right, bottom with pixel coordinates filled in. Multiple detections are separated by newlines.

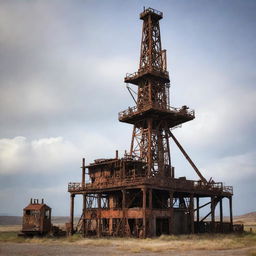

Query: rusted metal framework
left=20, top=198, right=52, bottom=236
left=20, top=199, right=66, bottom=237
left=68, top=7, right=235, bottom=237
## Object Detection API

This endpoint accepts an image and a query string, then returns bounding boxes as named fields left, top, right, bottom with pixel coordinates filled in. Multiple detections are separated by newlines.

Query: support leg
left=196, top=197, right=199, bottom=233
left=149, top=189, right=153, bottom=236
left=122, top=190, right=126, bottom=236
left=169, top=191, right=174, bottom=234
left=142, top=188, right=147, bottom=238
left=83, top=194, right=86, bottom=237
left=211, top=196, right=215, bottom=232
left=70, top=194, right=75, bottom=235
left=229, top=196, right=233, bottom=232
left=190, top=194, right=194, bottom=234
left=220, top=197, right=223, bottom=233
left=97, top=194, right=102, bottom=237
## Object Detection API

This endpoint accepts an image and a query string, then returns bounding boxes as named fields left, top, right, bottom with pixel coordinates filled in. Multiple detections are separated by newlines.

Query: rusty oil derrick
left=68, top=7, right=239, bottom=238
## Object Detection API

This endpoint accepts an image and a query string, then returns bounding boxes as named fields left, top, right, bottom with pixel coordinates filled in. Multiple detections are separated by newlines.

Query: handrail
left=125, top=68, right=169, bottom=81
left=141, top=8, right=163, bottom=18
left=118, top=104, right=195, bottom=120
left=68, top=179, right=233, bottom=194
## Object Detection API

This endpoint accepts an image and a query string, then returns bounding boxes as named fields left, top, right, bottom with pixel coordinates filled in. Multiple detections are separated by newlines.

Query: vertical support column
left=109, top=218, right=113, bottom=235
left=169, top=191, right=174, bottom=234
left=164, top=126, right=171, bottom=168
left=122, top=190, right=126, bottom=235
left=219, top=197, right=223, bottom=233
left=122, top=190, right=126, bottom=209
left=97, top=193, right=102, bottom=237
left=229, top=196, right=233, bottom=232
left=196, top=197, right=199, bottom=233
left=149, top=188, right=155, bottom=236
left=130, top=126, right=136, bottom=155
left=149, top=189, right=152, bottom=209
left=190, top=194, right=194, bottom=234
left=83, top=194, right=86, bottom=237
left=148, top=15, right=153, bottom=71
left=70, top=194, right=75, bottom=235
left=142, top=187, right=147, bottom=238
left=82, top=158, right=85, bottom=189
left=211, top=196, right=215, bottom=232
left=157, top=129, right=164, bottom=174
left=147, top=119, right=152, bottom=176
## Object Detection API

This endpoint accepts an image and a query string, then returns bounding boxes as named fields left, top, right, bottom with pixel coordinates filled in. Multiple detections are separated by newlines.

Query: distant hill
left=237, top=212, right=256, bottom=219
left=234, top=211, right=256, bottom=224
left=0, top=216, right=22, bottom=225
left=0, top=216, right=79, bottom=226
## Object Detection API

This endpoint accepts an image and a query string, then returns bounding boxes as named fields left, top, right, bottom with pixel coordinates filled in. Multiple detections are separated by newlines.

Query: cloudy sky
left=0, top=0, right=255, bottom=217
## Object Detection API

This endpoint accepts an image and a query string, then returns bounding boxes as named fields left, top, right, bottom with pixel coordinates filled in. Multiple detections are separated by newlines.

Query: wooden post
left=83, top=194, right=86, bottom=237
left=211, top=196, right=215, bottom=232
left=70, top=194, right=75, bottom=235
left=190, top=194, right=194, bottom=234
left=82, top=158, right=85, bottom=189
left=229, top=196, right=233, bottom=232
left=219, top=197, right=223, bottom=233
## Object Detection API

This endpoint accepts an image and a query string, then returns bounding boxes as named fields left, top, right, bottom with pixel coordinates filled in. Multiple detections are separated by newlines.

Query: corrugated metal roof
left=24, top=204, right=51, bottom=211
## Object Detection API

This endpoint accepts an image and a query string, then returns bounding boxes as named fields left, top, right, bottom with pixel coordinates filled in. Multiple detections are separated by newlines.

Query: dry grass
left=244, top=224, right=256, bottom=233
left=248, top=251, right=256, bottom=256
left=0, top=231, right=255, bottom=253
left=0, top=225, right=20, bottom=232
left=115, top=234, right=256, bottom=252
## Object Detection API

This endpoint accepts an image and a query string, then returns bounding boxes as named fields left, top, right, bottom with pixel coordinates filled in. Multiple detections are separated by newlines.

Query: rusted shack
left=68, top=7, right=235, bottom=237
left=21, top=199, right=51, bottom=236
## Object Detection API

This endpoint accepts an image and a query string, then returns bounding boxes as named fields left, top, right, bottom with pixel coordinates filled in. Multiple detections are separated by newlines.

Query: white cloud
left=174, top=85, right=256, bottom=149
left=205, top=151, right=256, bottom=182
left=0, top=131, right=124, bottom=175
left=0, top=136, right=81, bottom=175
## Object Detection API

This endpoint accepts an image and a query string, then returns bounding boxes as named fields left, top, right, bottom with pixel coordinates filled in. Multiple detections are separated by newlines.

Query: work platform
left=68, top=158, right=232, bottom=196
left=118, top=104, right=194, bottom=127
left=68, top=155, right=234, bottom=237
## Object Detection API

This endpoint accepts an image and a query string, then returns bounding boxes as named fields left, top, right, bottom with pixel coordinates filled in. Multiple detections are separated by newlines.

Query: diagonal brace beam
left=193, top=201, right=211, bottom=212
left=199, top=197, right=220, bottom=222
left=168, top=131, right=207, bottom=182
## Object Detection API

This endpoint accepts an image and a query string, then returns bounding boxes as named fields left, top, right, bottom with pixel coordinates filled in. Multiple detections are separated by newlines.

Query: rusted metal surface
left=68, top=7, right=240, bottom=237
left=20, top=199, right=66, bottom=237
left=21, top=198, right=51, bottom=236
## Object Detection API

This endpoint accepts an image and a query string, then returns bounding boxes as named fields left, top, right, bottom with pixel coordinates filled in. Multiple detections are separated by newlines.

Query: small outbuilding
left=21, top=198, right=51, bottom=236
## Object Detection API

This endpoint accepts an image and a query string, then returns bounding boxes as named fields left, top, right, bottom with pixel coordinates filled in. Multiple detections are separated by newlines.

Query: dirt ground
left=1, top=220, right=256, bottom=256
left=0, top=242, right=255, bottom=256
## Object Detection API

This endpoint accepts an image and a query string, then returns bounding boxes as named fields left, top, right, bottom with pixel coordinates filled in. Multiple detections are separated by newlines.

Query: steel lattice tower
left=120, top=8, right=194, bottom=177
